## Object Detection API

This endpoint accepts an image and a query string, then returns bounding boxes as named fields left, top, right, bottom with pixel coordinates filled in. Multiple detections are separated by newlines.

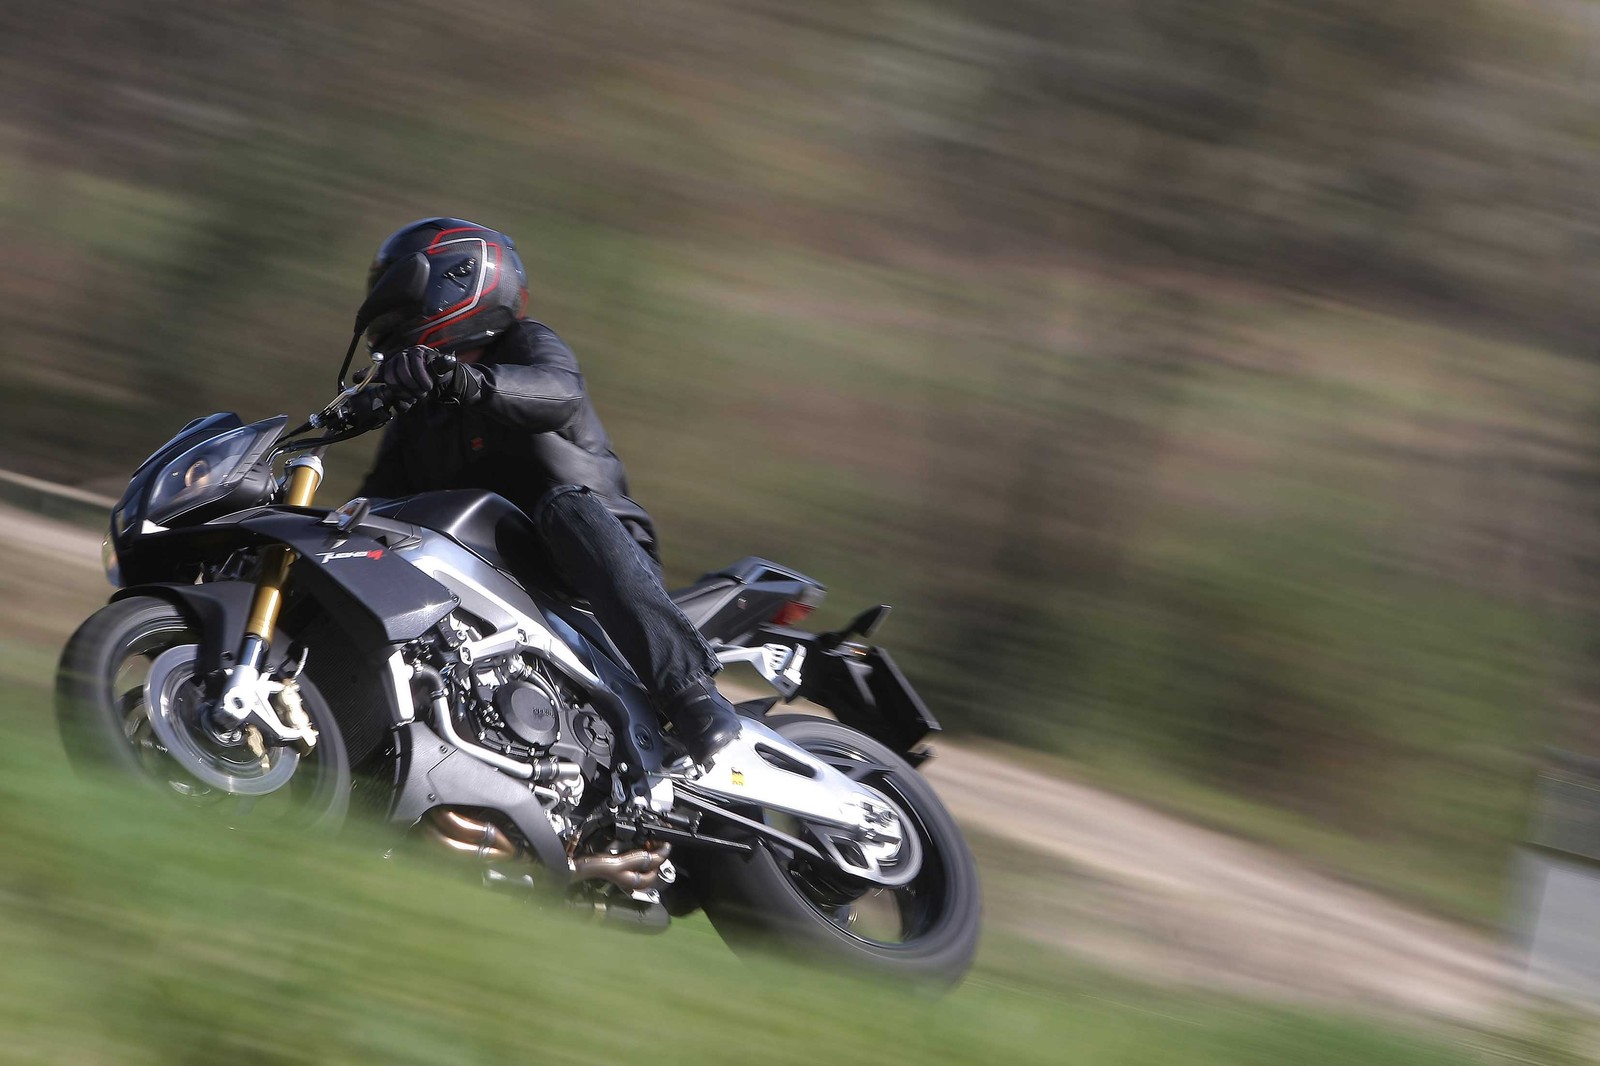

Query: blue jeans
left=530, top=485, right=718, bottom=705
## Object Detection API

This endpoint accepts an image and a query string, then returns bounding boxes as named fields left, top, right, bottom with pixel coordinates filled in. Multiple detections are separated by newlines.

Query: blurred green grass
left=0, top=642, right=1487, bottom=1066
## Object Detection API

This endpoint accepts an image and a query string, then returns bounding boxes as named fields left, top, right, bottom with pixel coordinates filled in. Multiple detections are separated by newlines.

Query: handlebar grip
left=346, top=383, right=395, bottom=429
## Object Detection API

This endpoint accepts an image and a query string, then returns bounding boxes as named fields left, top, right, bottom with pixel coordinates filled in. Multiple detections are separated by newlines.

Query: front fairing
left=113, top=413, right=242, bottom=537
left=110, top=413, right=286, bottom=559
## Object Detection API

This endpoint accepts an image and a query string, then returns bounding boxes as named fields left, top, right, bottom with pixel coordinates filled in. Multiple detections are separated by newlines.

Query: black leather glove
left=376, top=346, right=483, bottom=409
left=345, top=385, right=394, bottom=430
left=375, top=346, right=436, bottom=409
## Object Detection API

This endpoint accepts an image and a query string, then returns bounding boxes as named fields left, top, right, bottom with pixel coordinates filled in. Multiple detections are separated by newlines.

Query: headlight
left=146, top=423, right=270, bottom=523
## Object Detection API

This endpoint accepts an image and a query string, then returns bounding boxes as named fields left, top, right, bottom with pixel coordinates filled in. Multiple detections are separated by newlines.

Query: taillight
left=772, top=601, right=814, bottom=627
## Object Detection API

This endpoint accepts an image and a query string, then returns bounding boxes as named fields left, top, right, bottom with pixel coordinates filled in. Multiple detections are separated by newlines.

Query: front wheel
left=695, top=715, right=981, bottom=987
left=55, top=595, right=350, bottom=831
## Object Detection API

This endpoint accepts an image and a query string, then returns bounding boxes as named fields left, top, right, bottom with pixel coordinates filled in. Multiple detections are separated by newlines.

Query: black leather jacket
left=357, top=319, right=660, bottom=558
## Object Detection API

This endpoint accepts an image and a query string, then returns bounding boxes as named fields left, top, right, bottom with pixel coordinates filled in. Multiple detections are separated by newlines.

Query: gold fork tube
left=244, top=547, right=295, bottom=641
left=283, top=459, right=323, bottom=508
left=244, top=456, right=323, bottom=642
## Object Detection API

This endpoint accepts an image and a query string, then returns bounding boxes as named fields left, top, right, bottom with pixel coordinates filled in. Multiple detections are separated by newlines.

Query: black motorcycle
left=55, top=256, right=981, bottom=982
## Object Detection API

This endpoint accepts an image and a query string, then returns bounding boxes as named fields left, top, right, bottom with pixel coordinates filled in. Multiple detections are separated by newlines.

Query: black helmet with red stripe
left=364, top=217, right=528, bottom=354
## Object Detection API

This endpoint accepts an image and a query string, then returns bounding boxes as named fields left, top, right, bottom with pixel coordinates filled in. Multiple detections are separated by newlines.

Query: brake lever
left=310, top=354, right=390, bottom=431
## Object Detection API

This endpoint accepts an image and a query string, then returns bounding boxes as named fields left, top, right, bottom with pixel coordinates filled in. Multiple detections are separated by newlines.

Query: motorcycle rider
left=356, top=217, right=741, bottom=764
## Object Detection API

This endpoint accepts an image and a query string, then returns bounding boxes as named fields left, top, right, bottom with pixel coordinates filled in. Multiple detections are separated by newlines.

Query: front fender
left=113, top=578, right=419, bottom=770
left=112, top=580, right=256, bottom=680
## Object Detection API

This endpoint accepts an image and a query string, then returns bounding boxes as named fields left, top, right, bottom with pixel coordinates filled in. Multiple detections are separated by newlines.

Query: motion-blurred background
left=1, top=1, right=1598, bottom=1060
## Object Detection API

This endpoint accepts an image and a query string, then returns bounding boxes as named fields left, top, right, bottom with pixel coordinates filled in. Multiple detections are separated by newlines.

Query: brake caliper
left=269, top=679, right=318, bottom=757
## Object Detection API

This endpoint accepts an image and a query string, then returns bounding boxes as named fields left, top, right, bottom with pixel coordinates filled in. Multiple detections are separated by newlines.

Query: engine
left=431, top=644, right=615, bottom=842
left=415, top=616, right=676, bottom=913
left=462, top=656, right=565, bottom=759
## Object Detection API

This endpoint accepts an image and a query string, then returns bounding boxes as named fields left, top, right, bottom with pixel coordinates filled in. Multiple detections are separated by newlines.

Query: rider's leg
left=531, top=484, right=741, bottom=763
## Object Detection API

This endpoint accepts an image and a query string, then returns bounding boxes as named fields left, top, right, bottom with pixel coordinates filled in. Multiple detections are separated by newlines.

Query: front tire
left=55, top=596, right=350, bottom=831
left=695, top=715, right=981, bottom=987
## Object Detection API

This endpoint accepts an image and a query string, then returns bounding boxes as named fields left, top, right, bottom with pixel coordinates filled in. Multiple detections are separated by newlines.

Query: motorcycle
left=54, top=253, right=981, bottom=983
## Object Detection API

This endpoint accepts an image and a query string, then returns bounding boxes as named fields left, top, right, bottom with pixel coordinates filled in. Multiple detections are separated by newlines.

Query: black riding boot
left=660, top=678, right=742, bottom=765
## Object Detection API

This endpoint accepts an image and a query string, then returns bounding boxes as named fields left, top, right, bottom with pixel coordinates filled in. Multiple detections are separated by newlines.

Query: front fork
left=211, top=453, right=324, bottom=752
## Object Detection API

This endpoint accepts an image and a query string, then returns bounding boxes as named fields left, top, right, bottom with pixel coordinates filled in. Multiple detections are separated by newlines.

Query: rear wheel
left=695, top=715, right=981, bottom=986
left=55, top=596, right=350, bottom=831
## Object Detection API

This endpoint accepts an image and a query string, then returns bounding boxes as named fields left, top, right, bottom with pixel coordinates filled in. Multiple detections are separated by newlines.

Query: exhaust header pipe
left=571, top=843, right=672, bottom=891
left=420, top=807, right=523, bottom=863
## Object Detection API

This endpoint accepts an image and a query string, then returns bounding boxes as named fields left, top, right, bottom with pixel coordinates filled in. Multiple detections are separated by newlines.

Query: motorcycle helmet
left=365, top=217, right=528, bottom=354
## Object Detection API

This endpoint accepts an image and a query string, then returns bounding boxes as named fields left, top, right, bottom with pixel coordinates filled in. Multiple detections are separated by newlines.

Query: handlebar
left=309, top=377, right=389, bottom=434
left=281, top=347, right=459, bottom=456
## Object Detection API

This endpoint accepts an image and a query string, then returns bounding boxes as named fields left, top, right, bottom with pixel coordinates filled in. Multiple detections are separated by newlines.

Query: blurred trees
left=2, top=0, right=1596, bottom=917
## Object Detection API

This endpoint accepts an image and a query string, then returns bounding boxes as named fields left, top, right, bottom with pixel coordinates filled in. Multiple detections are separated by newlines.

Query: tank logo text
left=317, top=548, right=386, bottom=563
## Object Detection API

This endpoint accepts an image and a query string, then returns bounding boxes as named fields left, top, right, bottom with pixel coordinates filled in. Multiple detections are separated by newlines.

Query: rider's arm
left=467, top=324, right=586, bottom=433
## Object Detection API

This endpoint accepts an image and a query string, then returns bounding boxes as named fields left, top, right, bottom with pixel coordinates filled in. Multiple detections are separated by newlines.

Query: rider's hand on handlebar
left=375, top=345, right=482, bottom=410
left=345, top=384, right=394, bottom=430
left=374, top=346, right=437, bottom=410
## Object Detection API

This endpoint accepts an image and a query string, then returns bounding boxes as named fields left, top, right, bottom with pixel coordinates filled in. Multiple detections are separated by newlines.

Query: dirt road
left=926, top=746, right=1519, bottom=1023
left=0, top=501, right=1526, bottom=1026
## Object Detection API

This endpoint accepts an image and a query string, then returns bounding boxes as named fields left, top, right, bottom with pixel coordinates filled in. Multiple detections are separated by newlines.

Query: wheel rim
left=144, top=645, right=301, bottom=795
left=106, top=614, right=342, bottom=828
left=772, top=736, right=953, bottom=950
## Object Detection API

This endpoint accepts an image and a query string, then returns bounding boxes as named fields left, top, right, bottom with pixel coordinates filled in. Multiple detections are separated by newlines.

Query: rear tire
left=695, top=715, right=981, bottom=987
left=55, top=596, right=350, bottom=831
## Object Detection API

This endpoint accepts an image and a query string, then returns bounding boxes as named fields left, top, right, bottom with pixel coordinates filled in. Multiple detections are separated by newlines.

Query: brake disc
left=143, top=645, right=300, bottom=795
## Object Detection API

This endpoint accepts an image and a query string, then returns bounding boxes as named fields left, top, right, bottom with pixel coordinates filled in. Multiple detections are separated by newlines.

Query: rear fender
left=743, top=624, right=942, bottom=761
